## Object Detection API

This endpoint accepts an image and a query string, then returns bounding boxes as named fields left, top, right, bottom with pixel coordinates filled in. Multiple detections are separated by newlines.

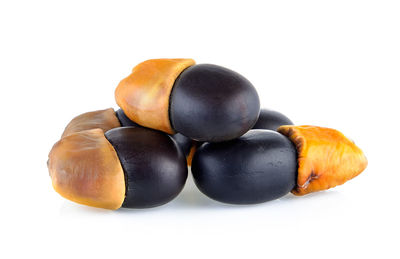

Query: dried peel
left=278, top=125, right=367, bottom=195
left=62, top=108, right=121, bottom=138
left=115, top=58, right=195, bottom=134
left=186, top=143, right=197, bottom=166
left=48, top=129, right=125, bottom=209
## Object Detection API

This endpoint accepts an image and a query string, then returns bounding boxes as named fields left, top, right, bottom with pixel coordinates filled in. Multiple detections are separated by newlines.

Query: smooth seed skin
left=105, top=127, right=188, bottom=208
left=170, top=64, right=260, bottom=142
left=171, top=133, right=193, bottom=157
left=253, top=109, right=293, bottom=131
left=115, top=108, right=141, bottom=127
left=116, top=109, right=194, bottom=158
left=191, top=130, right=297, bottom=204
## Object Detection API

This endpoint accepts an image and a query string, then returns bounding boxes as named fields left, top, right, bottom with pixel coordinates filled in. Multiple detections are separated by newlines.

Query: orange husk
left=186, top=143, right=197, bottom=166
left=115, top=58, right=195, bottom=134
left=62, top=108, right=121, bottom=138
left=278, top=125, right=368, bottom=195
left=48, top=129, right=125, bottom=210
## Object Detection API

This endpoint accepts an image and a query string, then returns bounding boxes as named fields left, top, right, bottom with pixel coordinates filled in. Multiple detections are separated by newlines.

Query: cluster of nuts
left=48, top=59, right=368, bottom=210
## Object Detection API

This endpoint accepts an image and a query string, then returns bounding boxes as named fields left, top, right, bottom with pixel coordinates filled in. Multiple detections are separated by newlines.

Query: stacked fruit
left=47, top=59, right=368, bottom=210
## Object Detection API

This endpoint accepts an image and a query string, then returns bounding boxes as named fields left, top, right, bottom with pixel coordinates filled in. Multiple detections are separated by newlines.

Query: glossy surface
left=116, top=108, right=195, bottom=160
left=115, top=58, right=195, bottom=134
left=62, top=108, right=121, bottom=138
left=48, top=129, right=125, bottom=210
left=191, top=130, right=297, bottom=204
left=253, top=109, right=293, bottom=131
left=171, top=133, right=193, bottom=157
left=115, top=108, right=140, bottom=127
left=170, top=64, right=260, bottom=142
left=105, top=127, right=188, bottom=208
left=278, top=125, right=368, bottom=195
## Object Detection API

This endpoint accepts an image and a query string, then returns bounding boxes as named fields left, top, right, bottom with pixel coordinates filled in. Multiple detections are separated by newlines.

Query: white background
left=1, top=0, right=399, bottom=258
